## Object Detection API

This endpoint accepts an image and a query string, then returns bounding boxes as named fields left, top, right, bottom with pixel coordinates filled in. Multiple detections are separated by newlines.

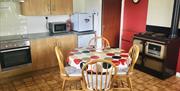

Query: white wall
left=146, top=0, right=175, bottom=27
left=84, top=0, right=102, bottom=36
left=26, top=15, right=69, bottom=34
left=73, top=0, right=85, bottom=13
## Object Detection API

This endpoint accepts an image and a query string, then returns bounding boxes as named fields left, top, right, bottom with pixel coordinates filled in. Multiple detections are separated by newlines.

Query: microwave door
left=54, top=24, right=66, bottom=33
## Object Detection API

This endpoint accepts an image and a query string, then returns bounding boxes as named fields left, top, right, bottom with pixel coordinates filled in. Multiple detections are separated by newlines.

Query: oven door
left=145, top=42, right=166, bottom=59
left=0, top=47, right=31, bottom=70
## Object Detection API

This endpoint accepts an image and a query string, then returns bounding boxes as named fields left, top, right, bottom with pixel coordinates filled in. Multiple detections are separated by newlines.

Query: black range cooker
left=0, top=35, right=31, bottom=71
left=133, top=32, right=180, bottom=79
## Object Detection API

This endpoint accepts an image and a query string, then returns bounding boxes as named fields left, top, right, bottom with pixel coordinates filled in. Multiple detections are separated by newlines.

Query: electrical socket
left=45, top=16, right=48, bottom=20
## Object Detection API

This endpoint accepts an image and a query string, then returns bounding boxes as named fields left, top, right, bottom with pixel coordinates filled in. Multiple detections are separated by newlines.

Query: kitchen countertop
left=0, top=31, right=95, bottom=42
left=28, top=30, right=95, bottom=39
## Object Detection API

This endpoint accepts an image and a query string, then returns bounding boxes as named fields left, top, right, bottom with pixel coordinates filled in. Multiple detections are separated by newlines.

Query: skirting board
left=176, top=72, right=180, bottom=77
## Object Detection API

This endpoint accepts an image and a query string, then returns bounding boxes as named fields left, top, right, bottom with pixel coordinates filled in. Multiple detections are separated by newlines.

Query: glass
left=1, top=48, right=31, bottom=69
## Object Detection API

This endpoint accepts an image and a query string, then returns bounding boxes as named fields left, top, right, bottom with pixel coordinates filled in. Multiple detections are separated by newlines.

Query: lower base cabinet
left=0, top=34, right=77, bottom=79
left=30, top=34, right=77, bottom=70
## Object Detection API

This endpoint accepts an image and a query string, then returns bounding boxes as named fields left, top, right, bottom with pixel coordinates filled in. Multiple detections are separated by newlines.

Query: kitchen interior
left=0, top=0, right=180, bottom=91
left=0, top=0, right=97, bottom=73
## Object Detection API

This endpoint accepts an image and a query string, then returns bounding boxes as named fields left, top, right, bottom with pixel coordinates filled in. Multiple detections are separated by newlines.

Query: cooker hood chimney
left=169, top=0, right=180, bottom=38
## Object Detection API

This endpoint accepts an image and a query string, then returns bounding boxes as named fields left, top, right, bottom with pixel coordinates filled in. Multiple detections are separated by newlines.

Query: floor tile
left=0, top=67, right=180, bottom=91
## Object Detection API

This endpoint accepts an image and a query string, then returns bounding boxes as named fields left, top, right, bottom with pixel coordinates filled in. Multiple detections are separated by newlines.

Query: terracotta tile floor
left=0, top=67, right=180, bottom=91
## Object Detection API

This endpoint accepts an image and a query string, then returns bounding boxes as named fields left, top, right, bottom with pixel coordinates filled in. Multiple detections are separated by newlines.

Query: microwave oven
left=71, top=13, right=93, bottom=32
left=48, top=22, right=67, bottom=34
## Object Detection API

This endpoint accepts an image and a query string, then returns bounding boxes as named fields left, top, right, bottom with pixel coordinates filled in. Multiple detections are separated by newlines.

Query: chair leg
left=127, top=77, right=133, bottom=91
left=81, top=80, right=85, bottom=90
left=62, top=79, right=66, bottom=91
left=120, top=80, right=124, bottom=87
left=117, top=80, right=119, bottom=87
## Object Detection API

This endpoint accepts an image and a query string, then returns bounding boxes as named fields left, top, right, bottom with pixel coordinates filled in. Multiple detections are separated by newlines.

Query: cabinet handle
left=0, top=47, right=29, bottom=53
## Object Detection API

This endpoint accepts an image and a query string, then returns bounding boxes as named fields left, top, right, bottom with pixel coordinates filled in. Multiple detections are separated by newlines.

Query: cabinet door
left=30, top=34, right=77, bottom=70
left=54, top=34, right=77, bottom=63
left=30, top=37, right=57, bottom=70
left=51, top=0, right=73, bottom=15
left=21, top=0, right=50, bottom=16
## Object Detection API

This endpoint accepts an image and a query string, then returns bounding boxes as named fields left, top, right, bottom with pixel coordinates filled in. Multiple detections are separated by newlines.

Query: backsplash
left=26, top=15, right=69, bottom=34
left=0, top=1, right=70, bottom=36
left=0, top=1, right=27, bottom=36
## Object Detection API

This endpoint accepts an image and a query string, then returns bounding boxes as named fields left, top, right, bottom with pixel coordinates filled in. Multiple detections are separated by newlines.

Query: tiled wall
left=0, top=1, right=69, bottom=36
left=26, top=15, right=69, bottom=34
left=0, top=1, right=27, bottom=36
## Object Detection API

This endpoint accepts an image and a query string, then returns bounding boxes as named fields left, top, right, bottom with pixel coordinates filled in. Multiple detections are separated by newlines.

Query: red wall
left=122, top=0, right=148, bottom=52
left=176, top=49, right=180, bottom=72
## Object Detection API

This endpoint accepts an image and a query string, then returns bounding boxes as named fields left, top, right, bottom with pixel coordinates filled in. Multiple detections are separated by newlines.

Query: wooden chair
left=88, top=36, right=110, bottom=49
left=55, top=46, right=83, bottom=91
left=81, top=59, right=117, bottom=91
left=114, top=44, right=140, bottom=91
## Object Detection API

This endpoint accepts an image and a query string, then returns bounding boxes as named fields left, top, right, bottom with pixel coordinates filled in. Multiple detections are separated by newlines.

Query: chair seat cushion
left=64, top=66, right=82, bottom=76
left=117, top=67, right=129, bottom=75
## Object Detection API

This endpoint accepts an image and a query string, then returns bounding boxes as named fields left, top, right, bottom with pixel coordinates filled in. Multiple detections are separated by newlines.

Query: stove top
left=0, top=35, right=29, bottom=42
left=134, top=32, right=171, bottom=43
left=140, top=32, right=168, bottom=37
left=0, top=35, right=30, bottom=50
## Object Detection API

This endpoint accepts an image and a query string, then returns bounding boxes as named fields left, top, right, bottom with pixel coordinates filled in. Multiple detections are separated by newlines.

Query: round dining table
left=66, top=47, right=131, bottom=73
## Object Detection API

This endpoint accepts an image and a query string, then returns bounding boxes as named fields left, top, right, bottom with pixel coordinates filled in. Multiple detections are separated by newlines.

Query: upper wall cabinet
left=51, top=0, right=73, bottom=15
left=20, top=0, right=73, bottom=16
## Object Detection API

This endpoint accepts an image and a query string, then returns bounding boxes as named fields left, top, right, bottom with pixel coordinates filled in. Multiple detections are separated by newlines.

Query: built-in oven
left=145, top=42, right=166, bottom=60
left=0, top=47, right=31, bottom=71
left=0, top=39, right=31, bottom=71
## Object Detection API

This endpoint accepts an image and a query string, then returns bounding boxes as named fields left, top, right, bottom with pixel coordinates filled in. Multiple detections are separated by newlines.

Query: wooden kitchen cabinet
left=20, top=0, right=50, bottom=15
left=20, top=0, right=73, bottom=16
left=51, top=0, right=73, bottom=15
left=30, top=34, right=77, bottom=70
